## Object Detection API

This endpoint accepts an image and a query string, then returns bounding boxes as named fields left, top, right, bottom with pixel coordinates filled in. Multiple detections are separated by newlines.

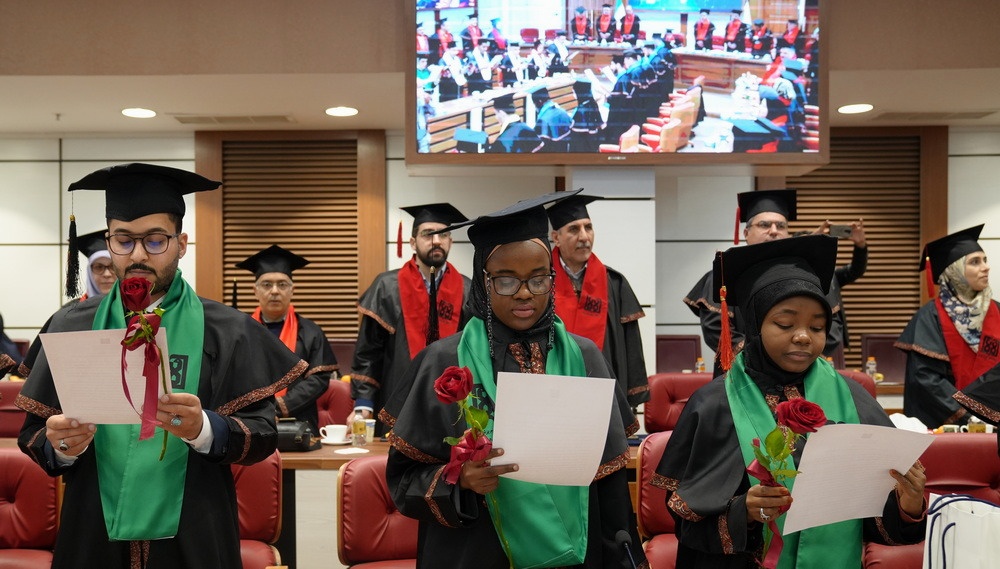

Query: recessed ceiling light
left=837, top=103, right=874, bottom=115
left=122, top=107, right=156, bottom=119
left=325, top=106, right=359, bottom=117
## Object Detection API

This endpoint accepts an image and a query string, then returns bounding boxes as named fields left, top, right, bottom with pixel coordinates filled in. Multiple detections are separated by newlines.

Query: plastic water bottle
left=864, top=356, right=878, bottom=379
left=695, top=357, right=707, bottom=373
left=351, top=410, right=367, bottom=447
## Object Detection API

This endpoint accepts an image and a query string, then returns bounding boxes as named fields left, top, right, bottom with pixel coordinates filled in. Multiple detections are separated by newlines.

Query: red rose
left=121, top=277, right=152, bottom=313
left=434, top=366, right=474, bottom=405
left=442, top=429, right=493, bottom=485
left=776, top=399, right=827, bottom=434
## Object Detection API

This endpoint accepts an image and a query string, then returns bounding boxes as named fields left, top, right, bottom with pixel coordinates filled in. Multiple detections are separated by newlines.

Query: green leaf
left=752, top=445, right=770, bottom=467
left=773, top=468, right=798, bottom=479
left=466, top=406, right=490, bottom=432
left=764, top=428, right=786, bottom=458
left=443, top=436, right=461, bottom=446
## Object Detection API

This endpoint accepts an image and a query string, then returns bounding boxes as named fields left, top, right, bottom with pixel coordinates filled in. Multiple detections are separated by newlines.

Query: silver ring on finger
left=58, top=439, right=69, bottom=452
left=760, top=507, right=770, bottom=521
left=170, top=415, right=182, bottom=427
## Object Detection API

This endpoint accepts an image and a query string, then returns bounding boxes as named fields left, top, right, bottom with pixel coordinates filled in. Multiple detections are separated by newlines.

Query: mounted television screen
left=409, top=0, right=823, bottom=165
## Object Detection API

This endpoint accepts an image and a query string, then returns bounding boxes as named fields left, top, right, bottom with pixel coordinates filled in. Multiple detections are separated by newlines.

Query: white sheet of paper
left=782, top=423, right=933, bottom=535
left=39, top=328, right=171, bottom=424
left=491, top=371, right=615, bottom=486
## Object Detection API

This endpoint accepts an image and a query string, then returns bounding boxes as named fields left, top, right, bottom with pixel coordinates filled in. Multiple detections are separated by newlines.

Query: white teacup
left=320, top=424, right=348, bottom=442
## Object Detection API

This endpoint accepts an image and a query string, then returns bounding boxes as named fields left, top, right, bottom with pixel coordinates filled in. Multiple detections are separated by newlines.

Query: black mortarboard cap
left=493, top=93, right=517, bottom=113
left=437, top=18, right=448, bottom=25
left=555, top=30, right=567, bottom=37
left=236, top=244, right=309, bottom=278
left=737, top=189, right=797, bottom=223
left=546, top=193, right=603, bottom=230
left=76, top=229, right=108, bottom=258
left=528, top=85, right=551, bottom=108
left=440, top=189, right=583, bottom=252
left=67, top=163, right=220, bottom=221
left=713, top=234, right=837, bottom=307
left=491, top=17, right=501, bottom=26
left=575, top=6, right=587, bottom=14
left=401, top=203, right=468, bottom=228
left=573, top=79, right=593, bottom=97
left=699, top=8, right=711, bottom=14
left=454, top=129, right=488, bottom=153
left=920, top=224, right=985, bottom=282
left=753, top=18, right=765, bottom=25
left=731, top=9, right=742, bottom=15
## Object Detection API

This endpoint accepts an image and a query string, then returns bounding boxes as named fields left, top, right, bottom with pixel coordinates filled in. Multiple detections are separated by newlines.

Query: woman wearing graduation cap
left=656, top=235, right=926, bottom=568
left=386, top=191, right=645, bottom=569
left=75, top=229, right=118, bottom=299
left=897, top=225, right=1000, bottom=429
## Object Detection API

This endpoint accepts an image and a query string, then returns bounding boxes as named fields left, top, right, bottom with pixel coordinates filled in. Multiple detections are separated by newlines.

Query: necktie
left=427, top=267, right=439, bottom=344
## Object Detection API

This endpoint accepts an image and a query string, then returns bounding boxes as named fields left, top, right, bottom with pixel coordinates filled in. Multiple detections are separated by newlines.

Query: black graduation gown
left=272, top=313, right=338, bottom=432
left=16, top=294, right=306, bottom=569
left=619, top=15, right=641, bottom=44
left=385, top=331, right=645, bottom=569
left=487, top=121, right=544, bottom=153
left=684, top=245, right=868, bottom=361
left=604, top=69, right=637, bottom=144
left=897, top=299, right=1000, bottom=428
left=353, top=266, right=472, bottom=435
left=654, top=373, right=926, bottom=568
left=569, top=97, right=602, bottom=153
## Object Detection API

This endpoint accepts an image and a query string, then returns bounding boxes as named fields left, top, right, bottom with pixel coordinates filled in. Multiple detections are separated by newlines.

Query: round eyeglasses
left=486, top=272, right=555, bottom=296
left=255, top=280, right=293, bottom=292
left=106, top=233, right=180, bottom=255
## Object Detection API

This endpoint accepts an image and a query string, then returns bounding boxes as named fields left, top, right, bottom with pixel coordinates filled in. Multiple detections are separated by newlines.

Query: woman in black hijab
left=654, top=235, right=926, bottom=568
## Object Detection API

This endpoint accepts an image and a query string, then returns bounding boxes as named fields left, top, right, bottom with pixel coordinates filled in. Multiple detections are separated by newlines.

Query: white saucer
left=320, top=438, right=351, bottom=446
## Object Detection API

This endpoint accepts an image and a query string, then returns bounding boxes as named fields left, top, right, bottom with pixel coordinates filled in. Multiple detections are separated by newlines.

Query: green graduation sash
left=726, top=353, right=863, bottom=569
left=458, top=316, right=590, bottom=569
left=92, top=271, right=204, bottom=540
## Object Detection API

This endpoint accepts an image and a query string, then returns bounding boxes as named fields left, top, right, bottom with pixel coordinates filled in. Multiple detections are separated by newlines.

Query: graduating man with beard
left=16, top=163, right=306, bottom=568
left=353, top=203, right=472, bottom=435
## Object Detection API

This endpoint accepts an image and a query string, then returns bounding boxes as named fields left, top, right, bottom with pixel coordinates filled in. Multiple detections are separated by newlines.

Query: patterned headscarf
left=939, top=254, right=993, bottom=349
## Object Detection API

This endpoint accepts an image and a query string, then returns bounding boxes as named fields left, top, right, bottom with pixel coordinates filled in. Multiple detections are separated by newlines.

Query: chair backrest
left=328, top=337, right=356, bottom=375
left=861, top=333, right=907, bottom=383
left=636, top=431, right=674, bottom=539
left=316, top=379, right=354, bottom=429
left=921, top=433, right=1000, bottom=504
left=519, top=27, right=539, bottom=43
left=827, top=343, right=845, bottom=369
left=544, top=28, right=559, bottom=41
left=644, top=372, right=713, bottom=433
left=837, top=369, right=877, bottom=398
left=338, top=454, right=419, bottom=566
left=655, top=334, right=702, bottom=373
left=0, top=380, right=27, bottom=437
left=0, top=448, right=58, bottom=550
left=656, top=118, right=683, bottom=153
left=618, top=124, right=641, bottom=152
left=232, top=451, right=282, bottom=569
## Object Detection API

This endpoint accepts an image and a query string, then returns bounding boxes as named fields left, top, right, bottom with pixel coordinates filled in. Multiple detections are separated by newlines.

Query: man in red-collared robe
left=619, top=5, right=641, bottom=44
left=416, top=21, right=430, bottom=54
left=546, top=194, right=649, bottom=408
left=460, top=14, right=483, bottom=53
left=571, top=6, right=593, bottom=42
left=595, top=3, right=616, bottom=43
left=694, top=8, right=715, bottom=50
left=724, top=9, right=748, bottom=52
left=352, top=203, right=472, bottom=435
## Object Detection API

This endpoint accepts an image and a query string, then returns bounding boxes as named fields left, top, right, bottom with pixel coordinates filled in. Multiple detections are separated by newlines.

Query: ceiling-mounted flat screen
left=407, top=0, right=825, bottom=167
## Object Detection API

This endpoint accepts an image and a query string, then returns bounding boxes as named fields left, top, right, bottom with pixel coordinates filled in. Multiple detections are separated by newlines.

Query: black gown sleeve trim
left=377, top=407, right=397, bottom=428
left=14, top=393, right=60, bottom=418
left=357, top=305, right=396, bottom=334
left=17, top=361, right=31, bottom=379
left=620, top=310, right=645, bottom=324
left=650, top=472, right=678, bottom=491
left=895, top=340, right=949, bottom=362
left=306, top=363, right=338, bottom=376
left=388, top=431, right=442, bottom=464
left=595, top=449, right=630, bottom=481
left=669, top=491, right=705, bottom=522
left=425, top=465, right=459, bottom=528
left=953, top=391, right=1000, bottom=422
left=214, top=358, right=307, bottom=416
left=353, top=372, right=380, bottom=388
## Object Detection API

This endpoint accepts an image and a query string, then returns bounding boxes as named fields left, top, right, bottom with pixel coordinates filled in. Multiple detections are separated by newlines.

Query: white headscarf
left=86, top=250, right=112, bottom=298
left=939, top=254, right=993, bottom=349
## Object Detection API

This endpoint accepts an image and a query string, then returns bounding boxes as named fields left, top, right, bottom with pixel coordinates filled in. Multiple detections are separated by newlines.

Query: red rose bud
left=776, top=399, right=827, bottom=434
left=442, top=429, right=493, bottom=484
left=752, top=438, right=761, bottom=448
left=434, top=366, right=474, bottom=405
left=121, top=277, right=153, bottom=313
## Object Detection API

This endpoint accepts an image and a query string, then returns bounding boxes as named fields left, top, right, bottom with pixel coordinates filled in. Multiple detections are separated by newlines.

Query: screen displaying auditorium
left=412, top=0, right=821, bottom=158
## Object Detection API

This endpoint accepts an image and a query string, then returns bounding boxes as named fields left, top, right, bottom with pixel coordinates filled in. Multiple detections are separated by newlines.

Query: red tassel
left=733, top=205, right=741, bottom=245
left=924, top=256, right=935, bottom=299
left=718, top=285, right=735, bottom=371
left=396, top=221, right=404, bottom=258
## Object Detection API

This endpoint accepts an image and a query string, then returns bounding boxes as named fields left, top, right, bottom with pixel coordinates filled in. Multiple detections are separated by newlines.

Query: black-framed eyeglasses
left=751, top=220, right=788, bottom=231
left=418, top=229, right=451, bottom=239
left=90, top=261, right=114, bottom=274
left=256, top=280, right=293, bottom=292
left=485, top=271, right=555, bottom=296
left=106, top=233, right=180, bottom=256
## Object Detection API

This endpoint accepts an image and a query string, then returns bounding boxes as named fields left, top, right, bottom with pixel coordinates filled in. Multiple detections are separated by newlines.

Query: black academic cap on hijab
left=76, top=229, right=108, bottom=258
left=737, top=189, right=797, bottom=223
left=493, top=93, right=518, bottom=114
left=439, top=189, right=583, bottom=252
left=545, top=193, right=603, bottom=231
left=713, top=234, right=837, bottom=307
left=68, top=163, right=220, bottom=221
left=236, top=244, right=309, bottom=278
left=920, top=224, right=985, bottom=282
left=401, top=203, right=468, bottom=228
left=528, top=85, right=551, bottom=108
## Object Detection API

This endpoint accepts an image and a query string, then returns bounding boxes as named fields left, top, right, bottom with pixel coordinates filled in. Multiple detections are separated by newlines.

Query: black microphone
left=615, top=529, right=638, bottom=569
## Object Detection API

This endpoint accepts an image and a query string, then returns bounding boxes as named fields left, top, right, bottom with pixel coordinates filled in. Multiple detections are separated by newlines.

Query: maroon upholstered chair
left=0, top=380, right=27, bottom=437
left=338, top=454, right=418, bottom=568
left=863, top=433, right=1000, bottom=568
left=329, top=338, right=356, bottom=375
left=316, top=379, right=354, bottom=429
left=232, top=450, right=283, bottom=569
left=643, top=373, right=713, bottom=433
left=0, top=448, right=58, bottom=567
left=862, top=333, right=907, bottom=384
left=837, top=368, right=877, bottom=398
left=637, top=431, right=677, bottom=569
